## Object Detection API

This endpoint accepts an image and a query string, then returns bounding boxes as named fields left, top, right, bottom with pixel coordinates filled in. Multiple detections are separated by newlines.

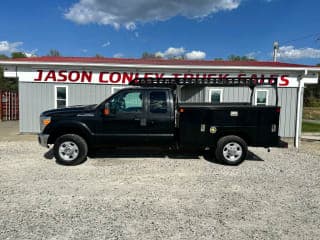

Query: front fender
left=44, top=120, right=93, bottom=145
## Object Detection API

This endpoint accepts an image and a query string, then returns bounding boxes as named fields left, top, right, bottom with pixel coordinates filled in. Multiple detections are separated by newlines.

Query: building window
left=255, top=90, right=268, bottom=106
left=208, top=89, right=223, bottom=103
left=54, top=86, right=68, bottom=109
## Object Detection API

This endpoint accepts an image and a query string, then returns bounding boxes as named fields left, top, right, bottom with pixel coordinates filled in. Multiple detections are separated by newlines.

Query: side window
left=55, top=86, right=68, bottom=109
left=208, top=89, right=223, bottom=104
left=109, top=90, right=143, bottom=114
left=150, top=91, right=167, bottom=113
left=255, top=90, right=268, bottom=106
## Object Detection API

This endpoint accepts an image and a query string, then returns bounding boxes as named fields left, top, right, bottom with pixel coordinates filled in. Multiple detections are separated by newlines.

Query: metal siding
left=218, top=87, right=251, bottom=103
left=20, top=83, right=55, bottom=132
left=19, top=82, right=113, bottom=133
left=180, top=86, right=205, bottom=103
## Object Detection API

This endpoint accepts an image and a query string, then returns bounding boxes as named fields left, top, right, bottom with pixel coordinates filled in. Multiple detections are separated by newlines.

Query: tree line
left=0, top=52, right=28, bottom=91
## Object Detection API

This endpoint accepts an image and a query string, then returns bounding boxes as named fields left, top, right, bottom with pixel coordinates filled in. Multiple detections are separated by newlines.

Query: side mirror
left=103, top=103, right=110, bottom=116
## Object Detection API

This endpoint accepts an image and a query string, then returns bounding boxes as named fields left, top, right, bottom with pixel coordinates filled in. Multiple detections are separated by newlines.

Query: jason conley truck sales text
left=33, top=70, right=291, bottom=86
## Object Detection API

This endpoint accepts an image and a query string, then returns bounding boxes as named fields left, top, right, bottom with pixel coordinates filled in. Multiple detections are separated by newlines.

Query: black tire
left=215, top=135, right=247, bottom=165
left=53, top=134, right=88, bottom=165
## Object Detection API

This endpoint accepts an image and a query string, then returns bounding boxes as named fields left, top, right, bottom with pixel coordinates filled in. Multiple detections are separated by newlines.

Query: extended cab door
left=96, top=89, right=148, bottom=146
left=145, top=89, right=175, bottom=146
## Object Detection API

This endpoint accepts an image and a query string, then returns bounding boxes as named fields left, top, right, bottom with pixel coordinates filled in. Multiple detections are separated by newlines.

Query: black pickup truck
left=38, top=78, right=286, bottom=165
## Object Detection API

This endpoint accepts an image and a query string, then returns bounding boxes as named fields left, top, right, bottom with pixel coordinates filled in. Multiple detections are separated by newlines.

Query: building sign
left=5, top=68, right=318, bottom=87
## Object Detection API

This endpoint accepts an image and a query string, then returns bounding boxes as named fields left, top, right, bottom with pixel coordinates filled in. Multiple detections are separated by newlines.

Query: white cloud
left=277, top=45, right=320, bottom=59
left=113, top=53, right=124, bottom=58
left=0, top=41, right=23, bottom=53
left=0, top=40, right=37, bottom=57
left=245, top=51, right=261, bottom=59
left=185, top=50, right=206, bottom=60
left=65, top=0, right=241, bottom=29
left=102, top=41, right=111, bottom=47
left=24, top=49, right=38, bottom=57
left=156, top=47, right=186, bottom=58
left=156, top=47, right=207, bottom=60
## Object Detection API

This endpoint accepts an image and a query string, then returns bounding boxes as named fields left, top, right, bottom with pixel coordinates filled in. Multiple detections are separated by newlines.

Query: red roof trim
left=0, top=56, right=316, bottom=68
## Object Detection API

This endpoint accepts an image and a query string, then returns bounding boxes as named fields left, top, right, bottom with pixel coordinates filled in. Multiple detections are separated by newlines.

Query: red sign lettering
left=34, top=70, right=43, bottom=81
left=81, top=71, right=92, bottom=82
left=32, top=70, right=293, bottom=86
left=279, top=75, right=289, bottom=86
left=45, top=70, right=56, bottom=81
left=58, top=71, right=67, bottom=82
left=110, top=72, right=121, bottom=83
left=99, top=72, right=109, bottom=83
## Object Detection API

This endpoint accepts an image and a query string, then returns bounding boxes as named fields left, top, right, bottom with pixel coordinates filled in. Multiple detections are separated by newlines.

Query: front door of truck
left=97, top=89, right=148, bottom=146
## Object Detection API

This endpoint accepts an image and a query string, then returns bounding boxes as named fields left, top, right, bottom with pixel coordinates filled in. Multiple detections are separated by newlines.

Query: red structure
left=0, top=91, right=19, bottom=121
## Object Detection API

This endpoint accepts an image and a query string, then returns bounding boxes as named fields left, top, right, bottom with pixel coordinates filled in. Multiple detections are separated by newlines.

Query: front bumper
left=38, top=134, right=50, bottom=148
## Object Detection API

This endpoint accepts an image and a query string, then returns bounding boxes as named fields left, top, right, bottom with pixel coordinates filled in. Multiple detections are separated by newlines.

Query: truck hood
left=41, top=104, right=97, bottom=117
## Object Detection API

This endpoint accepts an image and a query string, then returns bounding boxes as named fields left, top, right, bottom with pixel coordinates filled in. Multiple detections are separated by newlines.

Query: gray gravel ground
left=0, top=140, right=319, bottom=240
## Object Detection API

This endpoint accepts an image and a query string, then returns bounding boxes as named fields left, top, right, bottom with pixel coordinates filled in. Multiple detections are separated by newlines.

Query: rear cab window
left=149, top=91, right=168, bottom=114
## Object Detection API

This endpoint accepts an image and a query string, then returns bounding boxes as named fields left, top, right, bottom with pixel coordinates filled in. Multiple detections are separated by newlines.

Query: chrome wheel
left=58, top=141, right=79, bottom=161
left=222, top=142, right=243, bottom=162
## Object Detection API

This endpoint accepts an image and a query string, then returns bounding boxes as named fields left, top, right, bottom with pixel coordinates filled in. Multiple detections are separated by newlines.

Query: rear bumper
left=38, top=134, right=50, bottom=148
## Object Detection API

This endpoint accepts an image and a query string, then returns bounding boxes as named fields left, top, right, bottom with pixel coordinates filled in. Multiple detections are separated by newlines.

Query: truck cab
left=95, top=88, right=175, bottom=147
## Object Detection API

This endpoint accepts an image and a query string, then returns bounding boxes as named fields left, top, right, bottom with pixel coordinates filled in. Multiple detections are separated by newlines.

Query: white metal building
left=1, top=57, right=319, bottom=146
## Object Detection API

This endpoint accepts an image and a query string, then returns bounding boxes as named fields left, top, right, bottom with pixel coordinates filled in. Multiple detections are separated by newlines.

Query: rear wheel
left=215, top=135, right=247, bottom=165
left=53, top=134, right=88, bottom=165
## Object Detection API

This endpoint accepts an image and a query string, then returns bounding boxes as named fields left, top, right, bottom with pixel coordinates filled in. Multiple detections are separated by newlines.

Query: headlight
left=40, top=116, right=51, bottom=132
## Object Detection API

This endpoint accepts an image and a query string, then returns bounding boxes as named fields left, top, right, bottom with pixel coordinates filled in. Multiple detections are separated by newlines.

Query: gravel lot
left=0, top=139, right=320, bottom=240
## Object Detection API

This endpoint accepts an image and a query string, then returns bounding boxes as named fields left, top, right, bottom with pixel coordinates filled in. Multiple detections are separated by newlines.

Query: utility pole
left=273, top=41, right=279, bottom=62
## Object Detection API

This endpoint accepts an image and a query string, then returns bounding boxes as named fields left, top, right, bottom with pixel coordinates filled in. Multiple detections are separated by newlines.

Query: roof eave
left=1, top=60, right=320, bottom=72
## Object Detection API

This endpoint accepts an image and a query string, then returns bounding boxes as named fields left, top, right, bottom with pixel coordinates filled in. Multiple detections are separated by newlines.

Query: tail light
left=276, top=107, right=281, bottom=113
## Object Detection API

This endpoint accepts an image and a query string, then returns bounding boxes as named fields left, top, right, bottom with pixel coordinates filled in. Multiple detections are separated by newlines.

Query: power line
left=282, top=32, right=320, bottom=45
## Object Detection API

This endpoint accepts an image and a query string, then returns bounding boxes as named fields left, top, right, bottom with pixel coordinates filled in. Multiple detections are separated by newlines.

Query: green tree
left=11, top=52, right=27, bottom=58
left=0, top=67, right=18, bottom=91
left=168, top=55, right=185, bottom=60
left=304, top=63, right=320, bottom=107
left=0, top=54, right=9, bottom=59
left=228, top=55, right=256, bottom=61
left=47, top=49, right=61, bottom=57
left=95, top=54, right=104, bottom=58
left=0, top=53, right=21, bottom=90
left=141, top=52, right=158, bottom=59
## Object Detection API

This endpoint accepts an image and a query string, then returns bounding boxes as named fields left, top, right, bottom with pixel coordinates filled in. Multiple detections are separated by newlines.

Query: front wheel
left=53, top=134, right=88, bottom=165
left=215, top=135, right=247, bottom=165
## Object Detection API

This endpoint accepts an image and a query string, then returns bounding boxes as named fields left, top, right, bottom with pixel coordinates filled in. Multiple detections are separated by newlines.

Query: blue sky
left=0, top=0, right=320, bottom=65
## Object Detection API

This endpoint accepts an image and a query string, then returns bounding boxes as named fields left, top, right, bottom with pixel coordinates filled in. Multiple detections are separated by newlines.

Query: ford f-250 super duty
left=38, top=77, right=287, bottom=165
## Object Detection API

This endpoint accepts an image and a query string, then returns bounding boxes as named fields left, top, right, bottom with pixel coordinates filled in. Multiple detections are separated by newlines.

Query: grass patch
left=302, top=121, right=320, bottom=132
